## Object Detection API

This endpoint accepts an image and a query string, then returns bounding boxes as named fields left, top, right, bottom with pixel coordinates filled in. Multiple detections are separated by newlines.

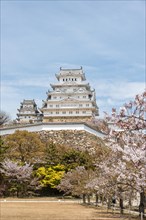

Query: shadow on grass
left=81, top=204, right=140, bottom=220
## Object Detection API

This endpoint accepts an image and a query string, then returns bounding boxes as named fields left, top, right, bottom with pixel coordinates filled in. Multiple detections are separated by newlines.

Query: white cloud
left=95, top=80, right=145, bottom=117
left=95, top=81, right=145, bottom=99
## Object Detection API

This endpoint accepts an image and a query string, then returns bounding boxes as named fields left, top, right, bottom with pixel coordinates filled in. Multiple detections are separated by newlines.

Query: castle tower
left=41, top=67, right=99, bottom=123
left=17, top=99, right=42, bottom=123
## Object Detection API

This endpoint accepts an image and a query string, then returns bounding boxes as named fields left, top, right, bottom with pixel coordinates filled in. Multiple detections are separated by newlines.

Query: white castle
left=17, top=67, right=99, bottom=123
left=17, top=99, right=42, bottom=123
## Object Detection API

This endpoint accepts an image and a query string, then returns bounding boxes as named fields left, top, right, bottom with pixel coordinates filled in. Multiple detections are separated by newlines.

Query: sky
left=1, top=0, right=146, bottom=120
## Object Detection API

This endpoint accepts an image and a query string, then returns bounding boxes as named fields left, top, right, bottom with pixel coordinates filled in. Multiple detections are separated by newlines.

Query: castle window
left=72, top=78, right=74, bottom=81
left=79, top=104, right=82, bottom=107
left=76, top=111, right=79, bottom=114
left=86, top=104, right=89, bottom=107
left=83, top=96, right=86, bottom=98
left=62, top=111, right=66, bottom=114
left=56, top=105, right=59, bottom=107
left=69, top=111, right=72, bottom=114
left=49, top=105, right=53, bottom=107
left=83, top=111, right=86, bottom=114
left=66, top=79, right=67, bottom=81
left=56, top=112, right=59, bottom=114
left=75, top=78, right=77, bottom=81
left=63, top=79, right=64, bottom=81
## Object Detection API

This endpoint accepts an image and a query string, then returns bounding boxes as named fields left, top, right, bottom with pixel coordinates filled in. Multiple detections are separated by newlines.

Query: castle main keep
left=17, top=67, right=99, bottom=123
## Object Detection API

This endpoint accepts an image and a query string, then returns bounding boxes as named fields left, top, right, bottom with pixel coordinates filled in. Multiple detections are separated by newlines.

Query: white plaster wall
left=0, top=123, right=105, bottom=138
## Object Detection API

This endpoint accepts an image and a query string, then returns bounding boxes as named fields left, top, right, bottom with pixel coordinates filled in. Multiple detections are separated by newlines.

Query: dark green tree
left=61, top=149, right=93, bottom=170
left=45, top=142, right=68, bottom=165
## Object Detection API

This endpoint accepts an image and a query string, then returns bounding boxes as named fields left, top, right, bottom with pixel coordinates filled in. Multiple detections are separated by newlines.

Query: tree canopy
left=3, top=130, right=45, bottom=163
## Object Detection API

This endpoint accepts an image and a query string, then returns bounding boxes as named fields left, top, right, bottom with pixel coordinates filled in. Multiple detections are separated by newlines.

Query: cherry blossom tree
left=103, top=91, right=146, bottom=215
left=0, top=159, right=41, bottom=197
left=57, top=166, right=94, bottom=203
left=86, top=92, right=146, bottom=215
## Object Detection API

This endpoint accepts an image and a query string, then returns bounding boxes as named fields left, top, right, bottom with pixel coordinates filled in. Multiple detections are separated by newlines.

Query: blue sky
left=1, top=0, right=145, bottom=120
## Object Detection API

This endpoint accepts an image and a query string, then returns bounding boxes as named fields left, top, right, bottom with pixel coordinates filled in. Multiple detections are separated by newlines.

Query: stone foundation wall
left=38, top=130, right=104, bottom=154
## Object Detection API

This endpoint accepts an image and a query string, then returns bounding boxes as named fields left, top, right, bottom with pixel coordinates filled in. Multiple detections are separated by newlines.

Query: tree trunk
left=118, top=188, right=124, bottom=215
left=119, top=197, right=124, bottom=214
left=83, top=194, right=86, bottom=204
left=95, top=193, right=98, bottom=206
left=139, top=191, right=145, bottom=217
left=101, top=194, right=104, bottom=205
left=107, top=197, right=112, bottom=209
left=128, top=196, right=132, bottom=220
left=87, top=194, right=90, bottom=204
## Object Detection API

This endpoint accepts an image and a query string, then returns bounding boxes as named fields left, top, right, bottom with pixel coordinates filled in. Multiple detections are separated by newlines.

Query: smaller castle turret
left=17, top=99, right=43, bottom=123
